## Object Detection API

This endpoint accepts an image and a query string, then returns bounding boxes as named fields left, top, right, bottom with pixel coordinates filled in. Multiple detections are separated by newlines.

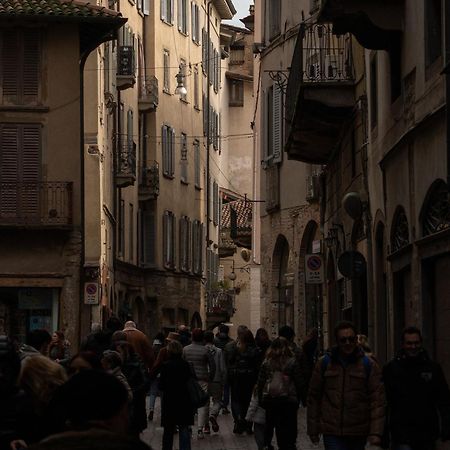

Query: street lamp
left=175, top=65, right=187, bottom=97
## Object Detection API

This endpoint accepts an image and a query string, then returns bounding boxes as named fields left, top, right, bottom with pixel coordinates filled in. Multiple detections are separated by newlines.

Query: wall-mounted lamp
left=175, top=65, right=187, bottom=97
left=227, top=259, right=251, bottom=281
left=324, top=227, right=339, bottom=248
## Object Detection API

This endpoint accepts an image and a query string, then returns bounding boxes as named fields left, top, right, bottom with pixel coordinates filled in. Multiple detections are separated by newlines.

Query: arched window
left=390, top=206, right=409, bottom=253
left=421, top=179, right=450, bottom=236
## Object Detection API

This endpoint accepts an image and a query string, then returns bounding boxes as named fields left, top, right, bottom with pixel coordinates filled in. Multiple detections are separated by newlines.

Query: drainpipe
left=206, top=0, right=212, bottom=248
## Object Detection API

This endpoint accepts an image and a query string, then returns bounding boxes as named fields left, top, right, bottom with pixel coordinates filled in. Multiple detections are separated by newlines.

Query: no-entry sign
left=84, top=282, right=99, bottom=305
left=305, top=254, right=324, bottom=284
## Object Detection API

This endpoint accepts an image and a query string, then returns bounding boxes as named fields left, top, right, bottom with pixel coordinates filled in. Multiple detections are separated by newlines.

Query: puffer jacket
left=307, top=347, right=385, bottom=438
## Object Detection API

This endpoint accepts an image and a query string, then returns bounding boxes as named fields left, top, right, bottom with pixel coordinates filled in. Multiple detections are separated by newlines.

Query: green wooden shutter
left=272, top=83, right=283, bottom=163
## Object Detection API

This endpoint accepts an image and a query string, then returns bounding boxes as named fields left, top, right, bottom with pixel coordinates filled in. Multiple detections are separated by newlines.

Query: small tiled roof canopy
left=0, top=0, right=126, bottom=54
left=221, top=199, right=252, bottom=230
left=0, top=0, right=122, bottom=19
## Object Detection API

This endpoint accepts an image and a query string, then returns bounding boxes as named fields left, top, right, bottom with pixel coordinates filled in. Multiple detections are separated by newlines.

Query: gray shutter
left=191, top=2, right=195, bottom=40
left=171, top=127, right=176, bottom=176
left=170, top=0, right=175, bottom=24
left=161, top=125, right=167, bottom=174
left=273, top=83, right=283, bottom=163
left=163, top=211, right=168, bottom=266
left=262, top=89, right=268, bottom=162
left=142, top=210, right=155, bottom=265
left=171, top=213, right=176, bottom=267
left=161, top=0, right=167, bottom=21
left=143, top=0, right=150, bottom=15
left=178, top=0, right=182, bottom=31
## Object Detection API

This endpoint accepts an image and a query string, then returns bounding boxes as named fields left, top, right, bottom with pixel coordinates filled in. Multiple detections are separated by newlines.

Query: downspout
left=445, top=2, right=450, bottom=191
left=206, top=1, right=212, bottom=248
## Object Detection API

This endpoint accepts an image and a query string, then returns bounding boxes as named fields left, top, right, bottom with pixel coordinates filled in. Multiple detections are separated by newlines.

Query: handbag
left=186, top=375, right=209, bottom=408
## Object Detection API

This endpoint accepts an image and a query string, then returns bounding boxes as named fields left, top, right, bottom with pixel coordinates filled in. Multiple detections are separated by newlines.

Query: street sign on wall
left=84, top=282, right=99, bottom=305
left=305, top=254, right=324, bottom=284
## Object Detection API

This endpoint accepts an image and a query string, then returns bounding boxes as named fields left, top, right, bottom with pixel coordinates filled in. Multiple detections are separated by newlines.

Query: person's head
left=266, top=337, right=293, bottom=363
left=111, top=330, right=127, bottom=345
left=19, top=355, right=67, bottom=409
left=239, top=329, right=255, bottom=351
left=237, top=325, right=248, bottom=340
left=26, top=329, right=52, bottom=355
left=218, top=324, right=229, bottom=335
left=52, top=331, right=65, bottom=344
left=401, top=326, right=423, bottom=357
left=255, top=328, right=270, bottom=343
left=334, top=321, right=358, bottom=356
left=52, top=370, right=129, bottom=434
left=165, top=332, right=180, bottom=343
left=106, top=316, right=123, bottom=333
left=101, top=350, right=123, bottom=371
left=178, top=324, right=187, bottom=332
left=123, top=321, right=137, bottom=331
left=68, top=351, right=102, bottom=376
left=278, top=325, right=295, bottom=342
left=191, top=328, right=204, bottom=343
left=204, top=330, right=214, bottom=344
left=166, top=339, right=183, bottom=357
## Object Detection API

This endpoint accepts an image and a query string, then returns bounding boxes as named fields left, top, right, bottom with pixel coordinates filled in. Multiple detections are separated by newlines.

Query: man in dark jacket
left=307, top=321, right=385, bottom=450
left=383, top=326, right=450, bottom=450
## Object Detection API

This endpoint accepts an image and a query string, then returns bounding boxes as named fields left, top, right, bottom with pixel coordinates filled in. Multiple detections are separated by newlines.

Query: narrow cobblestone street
left=142, top=403, right=323, bottom=450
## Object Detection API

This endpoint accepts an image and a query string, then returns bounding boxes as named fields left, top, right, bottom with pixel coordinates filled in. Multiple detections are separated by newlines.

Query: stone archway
left=375, top=221, right=388, bottom=363
left=190, top=311, right=202, bottom=330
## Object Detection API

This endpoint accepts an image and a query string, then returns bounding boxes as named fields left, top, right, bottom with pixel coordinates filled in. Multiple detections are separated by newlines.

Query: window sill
left=181, top=179, right=189, bottom=185
left=163, top=89, right=172, bottom=95
left=194, top=105, right=201, bottom=112
left=195, top=184, right=202, bottom=191
left=179, top=30, right=189, bottom=37
left=229, top=102, right=244, bottom=107
left=180, top=97, right=189, bottom=104
left=163, top=173, right=175, bottom=180
left=0, top=105, right=49, bottom=112
left=161, top=19, right=174, bottom=26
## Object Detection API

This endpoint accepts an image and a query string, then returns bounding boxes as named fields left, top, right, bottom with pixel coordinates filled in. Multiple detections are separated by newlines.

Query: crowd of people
left=1, top=318, right=450, bottom=450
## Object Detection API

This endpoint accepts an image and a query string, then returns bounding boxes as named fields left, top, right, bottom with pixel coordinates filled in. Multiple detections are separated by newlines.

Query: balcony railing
left=117, top=46, right=136, bottom=90
left=138, top=76, right=158, bottom=111
left=139, top=161, right=159, bottom=200
left=0, top=182, right=73, bottom=228
left=302, top=22, right=354, bottom=83
left=206, top=289, right=234, bottom=316
left=116, top=138, right=136, bottom=187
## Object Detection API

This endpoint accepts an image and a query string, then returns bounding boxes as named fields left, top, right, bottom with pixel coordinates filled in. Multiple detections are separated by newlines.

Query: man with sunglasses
left=307, top=321, right=385, bottom=450
left=383, top=326, right=450, bottom=450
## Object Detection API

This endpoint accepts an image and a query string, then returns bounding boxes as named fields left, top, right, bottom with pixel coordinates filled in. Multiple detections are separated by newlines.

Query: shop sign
left=84, top=282, right=99, bottom=305
left=305, top=254, right=324, bottom=284
left=18, top=289, right=53, bottom=310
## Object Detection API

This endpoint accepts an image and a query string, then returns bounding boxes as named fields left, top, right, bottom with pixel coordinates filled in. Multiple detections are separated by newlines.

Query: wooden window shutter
left=161, top=0, right=167, bottom=21
left=2, top=32, right=19, bottom=101
left=0, top=125, right=19, bottom=216
left=171, top=213, right=176, bottom=267
left=171, top=127, right=176, bottom=176
left=178, top=0, right=183, bottom=31
left=272, top=83, right=283, bottom=163
left=162, top=125, right=168, bottom=175
left=163, top=211, right=169, bottom=266
left=143, top=0, right=150, bottom=15
left=22, top=29, right=40, bottom=102
left=170, top=0, right=175, bottom=24
left=141, top=210, right=155, bottom=265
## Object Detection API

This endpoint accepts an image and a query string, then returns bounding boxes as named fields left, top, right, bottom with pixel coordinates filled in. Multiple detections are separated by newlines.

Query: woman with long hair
left=48, top=331, right=70, bottom=362
left=255, top=328, right=271, bottom=360
left=257, top=337, right=306, bottom=450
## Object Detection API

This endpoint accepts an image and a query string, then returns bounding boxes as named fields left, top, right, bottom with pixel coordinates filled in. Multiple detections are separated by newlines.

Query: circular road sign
left=338, top=251, right=367, bottom=278
left=307, top=255, right=322, bottom=271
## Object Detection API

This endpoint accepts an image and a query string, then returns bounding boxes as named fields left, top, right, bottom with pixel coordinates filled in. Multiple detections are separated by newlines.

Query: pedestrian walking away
left=183, top=328, right=216, bottom=438
left=214, top=324, right=233, bottom=414
left=307, top=321, right=385, bottom=450
left=159, top=340, right=195, bottom=450
left=257, top=337, right=307, bottom=450
left=383, top=326, right=450, bottom=450
left=147, top=332, right=166, bottom=421
left=204, top=330, right=227, bottom=433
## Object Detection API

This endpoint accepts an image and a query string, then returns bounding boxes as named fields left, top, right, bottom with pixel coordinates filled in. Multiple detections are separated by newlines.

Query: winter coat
left=80, top=332, right=110, bottom=358
left=206, top=343, right=226, bottom=384
left=123, top=328, right=155, bottom=371
left=383, top=349, right=450, bottom=444
left=307, top=347, right=385, bottom=438
left=183, top=342, right=216, bottom=382
left=110, top=366, right=133, bottom=402
left=256, top=357, right=306, bottom=407
left=224, top=341, right=261, bottom=384
left=159, top=356, right=195, bottom=427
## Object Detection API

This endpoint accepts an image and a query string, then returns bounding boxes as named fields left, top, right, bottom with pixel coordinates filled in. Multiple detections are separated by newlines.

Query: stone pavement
left=142, top=401, right=324, bottom=450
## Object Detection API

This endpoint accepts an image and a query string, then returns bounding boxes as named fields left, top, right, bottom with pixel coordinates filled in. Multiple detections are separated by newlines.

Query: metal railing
left=302, top=22, right=354, bottom=83
left=139, top=161, right=159, bottom=198
left=206, top=289, right=234, bottom=316
left=0, top=182, right=73, bottom=227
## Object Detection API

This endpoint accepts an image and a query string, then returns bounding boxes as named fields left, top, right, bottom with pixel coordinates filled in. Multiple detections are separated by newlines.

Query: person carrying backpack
left=307, top=321, right=385, bottom=450
left=256, top=337, right=306, bottom=450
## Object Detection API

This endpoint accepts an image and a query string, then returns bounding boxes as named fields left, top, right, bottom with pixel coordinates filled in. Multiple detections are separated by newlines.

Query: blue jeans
left=323, top=435, right=366, bottom=450
left=162, top=425, right=191, bottom=450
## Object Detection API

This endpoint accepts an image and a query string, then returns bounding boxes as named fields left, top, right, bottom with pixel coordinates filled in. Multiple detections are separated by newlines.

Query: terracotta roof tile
left=0, top=0, right=122, bottom=19
left=221, top=199, right=252, bottom=230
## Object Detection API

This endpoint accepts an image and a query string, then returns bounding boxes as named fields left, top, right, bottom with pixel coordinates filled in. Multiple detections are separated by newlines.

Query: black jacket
left=383, top=349, right=450, bottom=444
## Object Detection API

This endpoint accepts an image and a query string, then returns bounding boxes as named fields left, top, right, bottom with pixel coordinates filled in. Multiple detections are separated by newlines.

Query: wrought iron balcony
left=206, top=289, right=235, bottom=321
left=116, top=138, right=136, bottom=188
left=285, top=21, right=355, bottom=164
left=138, top=76, right=158, bottom=112
left=139, top=161, right=159, bottom=200
left=116, top=46, right=136, bottom=90
left=0, top=182, right=73, bottom=228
